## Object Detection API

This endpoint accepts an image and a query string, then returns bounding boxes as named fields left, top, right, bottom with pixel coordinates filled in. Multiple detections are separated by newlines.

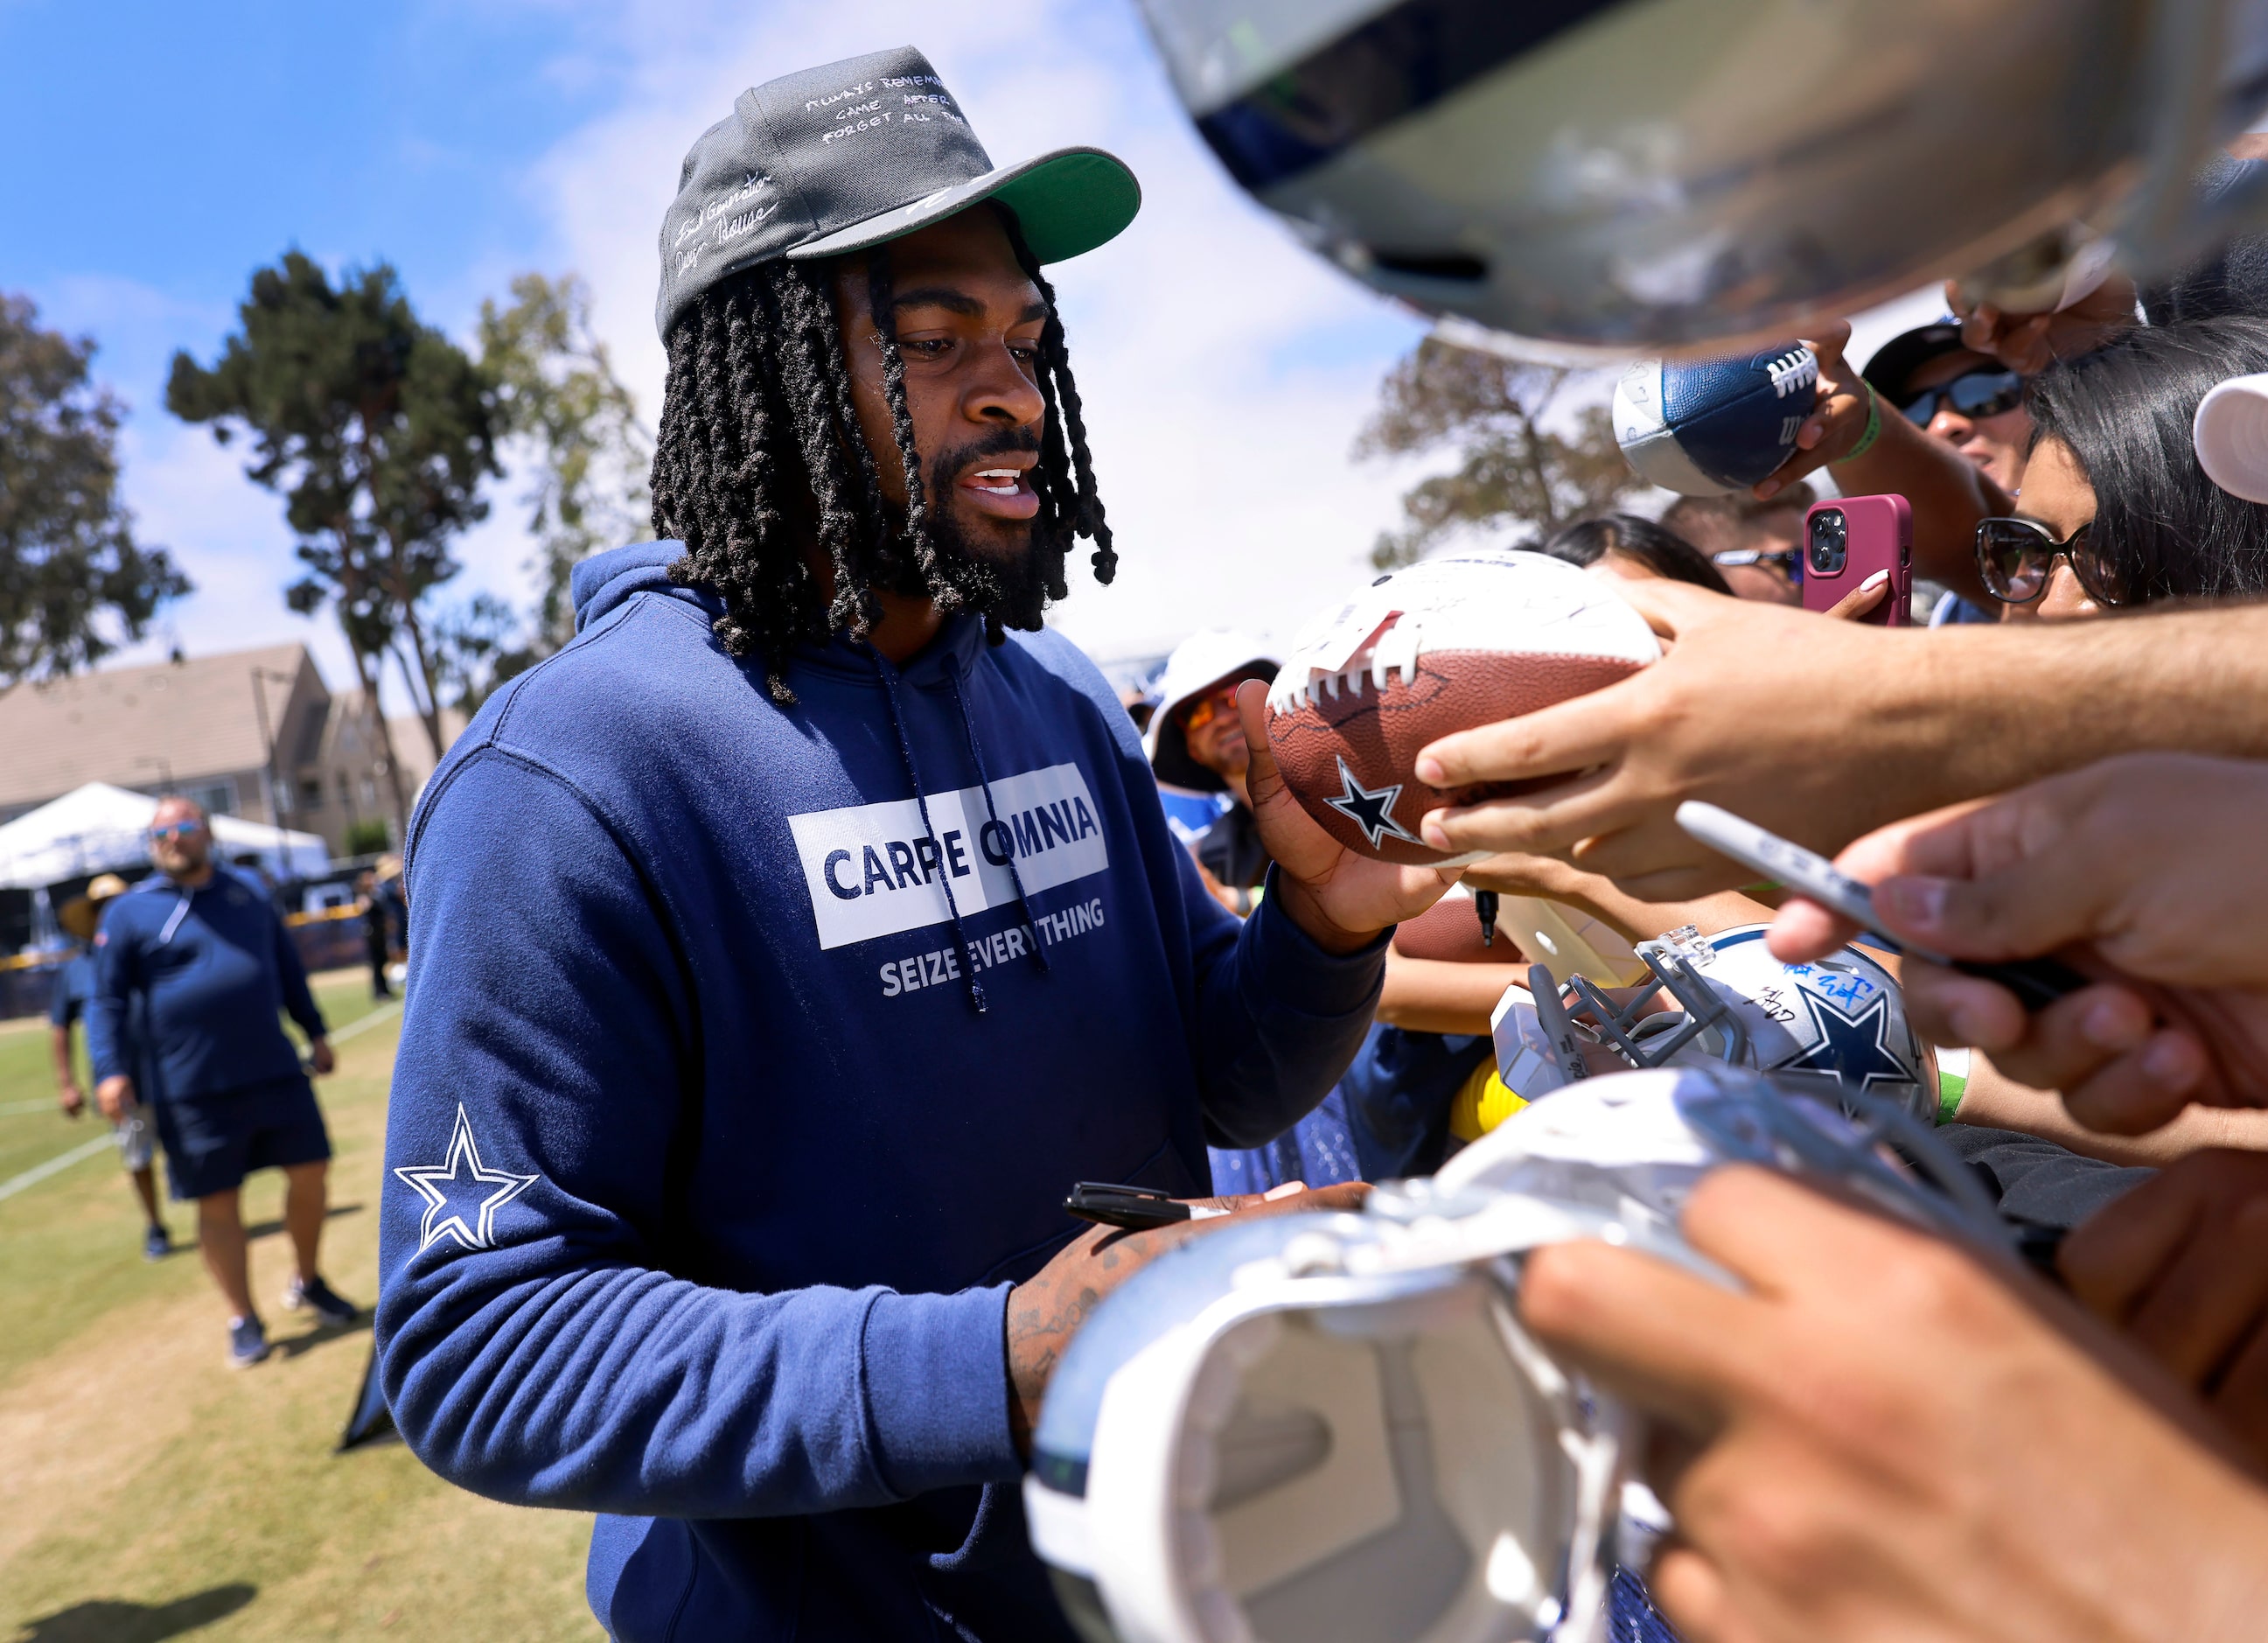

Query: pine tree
left=166, top=253, right=500, bottom=827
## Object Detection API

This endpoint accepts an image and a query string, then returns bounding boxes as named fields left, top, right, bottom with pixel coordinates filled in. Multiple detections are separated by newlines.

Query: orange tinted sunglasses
left=1180, top=684, right=1245, bottom=732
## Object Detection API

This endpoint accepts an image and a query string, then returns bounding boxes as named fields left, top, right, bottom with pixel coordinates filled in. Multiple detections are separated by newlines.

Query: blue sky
left=0, top=3, right=614, bottom=320
left=3, top=0, right=1939, bottom=711
left=1, top=0, right=1448, bottom=706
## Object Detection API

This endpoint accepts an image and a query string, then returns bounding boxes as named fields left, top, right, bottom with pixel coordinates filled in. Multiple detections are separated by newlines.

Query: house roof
left=0, top=643, right=320, bottom=811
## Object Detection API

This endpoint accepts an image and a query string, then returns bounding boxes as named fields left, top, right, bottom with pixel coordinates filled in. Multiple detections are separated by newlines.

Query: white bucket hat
left=1145, top=631, right=1279, bottom=794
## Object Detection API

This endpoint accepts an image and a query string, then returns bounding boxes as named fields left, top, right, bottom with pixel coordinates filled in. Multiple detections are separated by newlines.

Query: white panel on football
left=1615, top=424, right=1738, bottom=497
left=1266, top=550, right=1661, bottom=713
left=1612, top=361, right=1738, bottom=497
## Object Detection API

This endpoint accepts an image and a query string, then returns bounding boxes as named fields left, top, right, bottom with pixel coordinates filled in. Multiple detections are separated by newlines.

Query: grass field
left=0, top=974, right=597, bottom=1641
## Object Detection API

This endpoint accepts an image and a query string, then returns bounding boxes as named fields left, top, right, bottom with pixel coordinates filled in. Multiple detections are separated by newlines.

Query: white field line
left=0, top=1100, right=72, bottom=1117
left=0, top=1135, right=115, bottom=1204
left=0, top=1003, right=402, bottom=1201
left=326, top=1001, right=403, bottom=1046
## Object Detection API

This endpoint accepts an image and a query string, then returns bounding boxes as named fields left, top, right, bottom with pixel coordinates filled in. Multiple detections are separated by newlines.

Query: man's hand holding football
left=1235, top=680, right=1460, bottom=952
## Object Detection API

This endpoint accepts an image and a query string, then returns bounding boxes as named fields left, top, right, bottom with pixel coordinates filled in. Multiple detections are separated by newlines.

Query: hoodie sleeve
left=376, top=751, right=1018, bottom=1520
left=1175, top=841, right=1389, bottom=1151
left=86, top=913, right=139, bottom=1087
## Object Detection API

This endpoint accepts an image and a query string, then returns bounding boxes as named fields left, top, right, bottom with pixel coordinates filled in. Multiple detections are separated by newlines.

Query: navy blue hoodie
left=89, top=867, right=324, bottom=1100
left=376, top=543, right=1385, bottom=1642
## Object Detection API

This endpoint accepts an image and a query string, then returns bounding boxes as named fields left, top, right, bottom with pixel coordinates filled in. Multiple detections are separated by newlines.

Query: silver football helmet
left=1134, top=0, right=2268, bottom=353
left=1024, top=1064, right=2008, bottom=1643
left=1493, top=924, right=1936, bottom=1125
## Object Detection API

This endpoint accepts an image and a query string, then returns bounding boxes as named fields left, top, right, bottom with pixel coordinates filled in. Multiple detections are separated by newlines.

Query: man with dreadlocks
left=376, top=47, right=1456, bottom=1643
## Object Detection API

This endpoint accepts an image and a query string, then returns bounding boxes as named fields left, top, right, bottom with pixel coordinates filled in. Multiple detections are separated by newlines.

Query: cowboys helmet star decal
left=1781, top=987, right=1914, bottom=1093
left=1323, top=756, right=1420, bottom=849
left=393, top=1104, right=539, bottom=1255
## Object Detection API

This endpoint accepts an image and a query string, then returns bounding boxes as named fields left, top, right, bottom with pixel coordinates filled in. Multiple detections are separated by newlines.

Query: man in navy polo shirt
left=91, top=796, right=359, bottom=1367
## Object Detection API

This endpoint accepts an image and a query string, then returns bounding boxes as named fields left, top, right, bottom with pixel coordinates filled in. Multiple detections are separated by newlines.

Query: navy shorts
left=154, top=1074, right=331, bottom=1201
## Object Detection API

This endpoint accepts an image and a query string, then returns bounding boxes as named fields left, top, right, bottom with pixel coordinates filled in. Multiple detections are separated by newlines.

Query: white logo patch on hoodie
left=787, top=762, right=1109, bottom=949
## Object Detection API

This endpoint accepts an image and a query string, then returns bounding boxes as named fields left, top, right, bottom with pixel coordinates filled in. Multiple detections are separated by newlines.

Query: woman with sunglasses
left=1978, top=316, right=2268, bottom=617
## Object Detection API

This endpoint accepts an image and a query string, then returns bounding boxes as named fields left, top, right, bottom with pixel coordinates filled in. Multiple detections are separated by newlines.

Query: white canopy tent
left=0, top=782, right=330, bottom=891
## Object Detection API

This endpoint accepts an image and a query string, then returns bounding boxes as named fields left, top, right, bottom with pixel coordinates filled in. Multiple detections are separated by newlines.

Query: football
left=1264, top=549, right=1660, bottom=867
left=1612, top=343, right=1818, bottom=495
left=1390, top=881, right=1517, bottom=962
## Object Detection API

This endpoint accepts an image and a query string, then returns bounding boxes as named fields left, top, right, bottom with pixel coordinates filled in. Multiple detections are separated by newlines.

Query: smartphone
left=1801, top=494, right=1912, bottom=626
left=1673, top=801, right=2089, bottom=1010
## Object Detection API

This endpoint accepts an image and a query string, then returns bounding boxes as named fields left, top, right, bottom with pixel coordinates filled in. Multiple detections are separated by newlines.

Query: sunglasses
left=1180, top=684, right=1246, bottom=733
left=1975, top=517, right=2128, bottom=607
left=150, top=821, right=206, bottom=842
left=1712, top=547, right=1803, bottom=582
left=1901, top=367, right=2024, bottom=427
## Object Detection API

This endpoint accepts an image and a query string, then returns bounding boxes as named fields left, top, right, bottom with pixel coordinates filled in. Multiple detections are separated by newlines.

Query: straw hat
left=58, top=872, right=131, bottom=942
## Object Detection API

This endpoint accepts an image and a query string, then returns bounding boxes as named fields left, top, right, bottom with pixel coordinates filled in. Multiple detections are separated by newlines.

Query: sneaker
left=143, top=1224, right=171, bottom=1262
left=283, top=1274, right=359, bottom=1326
left=228, top=1315, right=270, bottom=1369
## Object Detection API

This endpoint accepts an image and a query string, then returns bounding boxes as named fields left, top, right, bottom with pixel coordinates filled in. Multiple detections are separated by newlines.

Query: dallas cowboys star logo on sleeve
left=393, top=1104, right=540, bottom=1255
left=1324, top=756, right=1421, bottom=849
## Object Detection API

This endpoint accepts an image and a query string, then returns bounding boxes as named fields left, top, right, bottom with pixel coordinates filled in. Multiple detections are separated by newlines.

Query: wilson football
left=1613, top=342, right=1818, bottom=495
left=1264, top=549, right=1660, bottom=867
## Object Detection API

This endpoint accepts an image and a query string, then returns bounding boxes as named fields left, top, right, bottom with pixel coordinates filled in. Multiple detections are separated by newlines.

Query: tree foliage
left=478, top=272, right=652, bottom=656
left=429, top=591, right=527, bottom=717
left=0, top=293, right=191, bottom=684
left=1355, top=338, right=1635, bottom=569
left=166, top=252, right=500, bottom=822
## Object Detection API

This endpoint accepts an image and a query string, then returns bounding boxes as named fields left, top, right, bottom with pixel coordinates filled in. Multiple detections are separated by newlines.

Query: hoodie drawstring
left=876, top=660, right=993, bottom=1014
left=945, top=657, right=1050, bottom=976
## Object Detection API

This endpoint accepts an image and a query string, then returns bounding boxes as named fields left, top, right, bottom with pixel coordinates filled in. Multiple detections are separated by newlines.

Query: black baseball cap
left=1860, top=322, right=1978, bottom=403
left=656, top=45, right=1141, bottom=339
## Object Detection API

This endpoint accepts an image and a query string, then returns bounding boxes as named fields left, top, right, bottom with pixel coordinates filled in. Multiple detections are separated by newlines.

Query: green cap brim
left=788, top=145, right=1140, bottom=265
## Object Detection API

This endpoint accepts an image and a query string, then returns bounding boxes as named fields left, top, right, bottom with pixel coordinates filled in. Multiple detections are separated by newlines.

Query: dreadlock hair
left=652, top=209, right=1113, bottom=702
left=1000, top=213, right=1115, bottom=590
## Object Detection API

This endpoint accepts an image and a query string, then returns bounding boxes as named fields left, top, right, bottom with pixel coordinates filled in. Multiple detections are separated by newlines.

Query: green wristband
left=1832, top=380, right=1881, bottom=465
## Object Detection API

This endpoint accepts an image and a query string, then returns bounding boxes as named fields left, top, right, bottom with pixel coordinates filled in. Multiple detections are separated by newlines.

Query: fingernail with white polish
left=1945, top=1000, right=1995, bottom=1045
left=2142, top=1036, right=2195, bottom=1087
left=1878, top=875, right=1948, bottom=931
left=1859, top=570, right=1888, bottom=590
left=2081, top=996, right=2139, bottom=1049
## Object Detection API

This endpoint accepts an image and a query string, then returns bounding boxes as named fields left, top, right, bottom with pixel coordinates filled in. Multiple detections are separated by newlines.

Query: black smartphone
left=1065, top=1181, right=1201, bottom=1231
